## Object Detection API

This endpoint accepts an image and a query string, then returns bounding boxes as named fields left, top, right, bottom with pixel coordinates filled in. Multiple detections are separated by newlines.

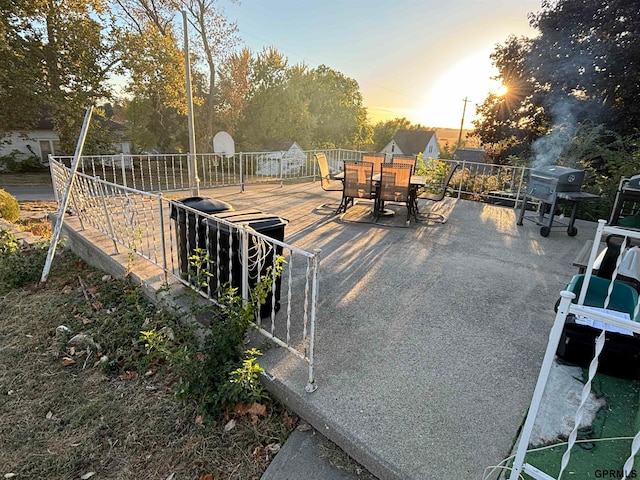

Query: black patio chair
left=414, top=161, right=460, bottom=223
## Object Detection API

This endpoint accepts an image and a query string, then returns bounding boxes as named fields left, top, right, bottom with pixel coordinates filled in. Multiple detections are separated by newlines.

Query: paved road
left=2, top=185, right=55, bottom=201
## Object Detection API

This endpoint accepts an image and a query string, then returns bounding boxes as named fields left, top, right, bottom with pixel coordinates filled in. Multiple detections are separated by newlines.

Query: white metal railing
left=505, top=219, right=640, bottom=480
left=49, top=157, right=320, bottom=393
left=49, top=151, right=531, bottom=205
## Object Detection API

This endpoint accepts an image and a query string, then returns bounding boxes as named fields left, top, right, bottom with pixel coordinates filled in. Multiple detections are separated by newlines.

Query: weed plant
left=0, top=229, right=48, bottom=293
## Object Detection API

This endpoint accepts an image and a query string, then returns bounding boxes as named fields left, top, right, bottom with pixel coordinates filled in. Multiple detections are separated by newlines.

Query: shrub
left=0, top=230, right=48, bottom=293
left=0, top=149, right=47, bottom=172
left=0, top=189, right=20, bottom=223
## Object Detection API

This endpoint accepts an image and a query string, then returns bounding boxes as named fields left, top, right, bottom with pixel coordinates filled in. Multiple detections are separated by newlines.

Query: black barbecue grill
left=517, top=165, right=600, bottom=237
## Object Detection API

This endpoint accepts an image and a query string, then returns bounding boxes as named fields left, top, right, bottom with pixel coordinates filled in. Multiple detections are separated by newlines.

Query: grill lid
left=531, top=165, right=585, bottom=187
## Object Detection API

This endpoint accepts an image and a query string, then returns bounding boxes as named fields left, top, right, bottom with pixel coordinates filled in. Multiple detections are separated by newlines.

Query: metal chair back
left=379, top=164, right=412, bottom=203
left=362, top=153, right=386, bottom=176
left=344, top=161, right=375, bottom=201
left=315, top=152, right=342, bottom=192
left=391, top=155, right=417, bottom=174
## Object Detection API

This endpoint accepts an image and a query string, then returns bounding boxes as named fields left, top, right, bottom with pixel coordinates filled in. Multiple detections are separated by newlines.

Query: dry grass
left=0, top=172, right=53, bottom=186
left=0, top=249, right=297, bottom=480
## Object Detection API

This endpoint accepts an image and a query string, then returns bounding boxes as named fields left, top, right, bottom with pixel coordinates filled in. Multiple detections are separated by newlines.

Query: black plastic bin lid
left=170, top=196, right=234, bottom=219
left=203, top=209, right=288, bottom=234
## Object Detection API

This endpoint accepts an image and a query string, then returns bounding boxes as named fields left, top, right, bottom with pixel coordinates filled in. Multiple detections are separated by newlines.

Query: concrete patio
left=57, top=180, right=600, bottom=479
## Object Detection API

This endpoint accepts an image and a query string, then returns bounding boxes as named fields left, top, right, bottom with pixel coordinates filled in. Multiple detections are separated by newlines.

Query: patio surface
left=58, top=180, right=600, bottom=479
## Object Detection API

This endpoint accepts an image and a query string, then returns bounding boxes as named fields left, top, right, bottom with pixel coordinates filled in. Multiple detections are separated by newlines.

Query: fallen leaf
left=164, top=474, right=175, bottom=480
left=282, top=411, right=298, bottom=430
left=62, top=357, right=76, bottom=367
left=62, top=285, right=73, bottom=294
left=234, top=402, right=267, bottom=417
left=4, top=474, right=17, bottom=479
left=101, top=275, right=111, bottom=282
left=194, top=415, right=204, bottom=427
left=118, top=371, right=138, bottom=381
left=88, top=286, right=98, bottom=295
left=69, top=346, right=76, bottom=356
left=252, top=445, right=264, bottom=459
left=82, top=318, right=91, bottom=325
left=80, top=472, right=96, bottom=479
left=224, top=419, right=236, bottom=431
left=46, top=411, right=53, bottom=420
left=91, top=301, right=103, bottom=311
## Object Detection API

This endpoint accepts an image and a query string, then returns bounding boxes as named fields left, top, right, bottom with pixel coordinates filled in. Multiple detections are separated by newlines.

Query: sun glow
left=494, top=84, right=508, bottom=96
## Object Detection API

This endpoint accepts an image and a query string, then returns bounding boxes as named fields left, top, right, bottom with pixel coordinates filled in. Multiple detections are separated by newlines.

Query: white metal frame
left=509, top=219, right=640, bottom=480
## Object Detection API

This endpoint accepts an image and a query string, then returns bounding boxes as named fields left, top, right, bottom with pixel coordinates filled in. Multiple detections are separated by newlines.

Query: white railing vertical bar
left=578, top=220, right=607, bottom=305
left=269, top=249, right=277, bottom=336
left=508, top=291, right=576, bottom=480
left=240, top=224, right=249, bottom=310
left=120, top=154, right=128, bottom=189
left=158, top=195, right=169, bottom=285
left=621, top=432, right=640, bottom=480
left=286, top=251, right=293, bottom=346
left=240, top=153, right=245, bottom=192
left=305, top=248, right=320, bottom=393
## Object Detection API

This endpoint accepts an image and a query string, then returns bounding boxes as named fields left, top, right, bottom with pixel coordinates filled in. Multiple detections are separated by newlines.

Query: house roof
left=264, top=141, right=299, bottom=152
left=391, top=129, right=436, bottom=156
left=453, top=148, right=487, bottom=163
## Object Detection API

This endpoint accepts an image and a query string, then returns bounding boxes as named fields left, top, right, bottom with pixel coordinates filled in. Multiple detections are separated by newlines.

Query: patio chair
left=414, top=161, right=460, bottom=223
left=391, top=155, right=417, bottom=174
left=342, top=161, right=376, bottom=214
left=361, top=153, right=386, bottom=176
left=377, top=164, right=414, bottom=224
left=315, top=152, right=344, bottom=212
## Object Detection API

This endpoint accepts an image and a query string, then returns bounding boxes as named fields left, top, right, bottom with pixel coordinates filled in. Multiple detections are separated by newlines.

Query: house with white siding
left=380, top=129, right=440, bottom=160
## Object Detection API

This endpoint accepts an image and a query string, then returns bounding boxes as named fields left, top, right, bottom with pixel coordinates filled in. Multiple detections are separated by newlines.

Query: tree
left=528, top=0, right=640, bottom=137
left=471, top=35, right=547, bottom=163
left=371, top=118, right=412, bottom=152
left=0, top=0, right=119, bottom=153
left=473, top=0, right=640, bottom=164
left=305, top=65, right=371, bottom=149
left=181, top=0, right=240, bottom=151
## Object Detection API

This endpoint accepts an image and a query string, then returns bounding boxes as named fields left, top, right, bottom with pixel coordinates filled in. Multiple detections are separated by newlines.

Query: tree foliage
left=472, top=0, right=640, bottom=165
left=0, top=0, right=118, bottom=153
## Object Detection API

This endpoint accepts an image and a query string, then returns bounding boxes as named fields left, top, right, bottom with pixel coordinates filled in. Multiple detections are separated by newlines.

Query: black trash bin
left=169, top=196, right=234, bottom=278
left=203, top=210, right=288, bottom=318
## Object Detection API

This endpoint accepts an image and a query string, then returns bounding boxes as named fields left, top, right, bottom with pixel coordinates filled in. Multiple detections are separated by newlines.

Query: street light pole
left=183, top=10, right=199, bottom=197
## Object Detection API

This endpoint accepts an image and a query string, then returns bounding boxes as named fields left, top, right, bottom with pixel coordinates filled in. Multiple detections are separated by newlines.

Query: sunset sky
left=225, top=0, right=542, bottom=129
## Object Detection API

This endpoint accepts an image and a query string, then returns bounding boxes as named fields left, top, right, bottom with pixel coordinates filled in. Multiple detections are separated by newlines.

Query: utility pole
left=456, top=97, right=470, bottom=152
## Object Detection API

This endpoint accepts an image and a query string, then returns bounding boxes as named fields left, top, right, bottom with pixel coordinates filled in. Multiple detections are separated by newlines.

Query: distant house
left=452, top=147, right=488, bottom=164
left=0, top=115, right=131, bottom=166
left=255, top=141, right=307, bottom=176
left=380, top=129, right=440, bottom=160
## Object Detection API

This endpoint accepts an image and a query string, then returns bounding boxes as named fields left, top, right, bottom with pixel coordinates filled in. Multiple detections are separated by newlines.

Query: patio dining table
left=333, top=171, right=427, bottom=217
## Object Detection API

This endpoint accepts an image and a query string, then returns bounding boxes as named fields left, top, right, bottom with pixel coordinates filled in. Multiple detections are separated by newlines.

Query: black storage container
left=203, top=210, right=288, bottom=318
left=169, top=197, right=234, bottom=277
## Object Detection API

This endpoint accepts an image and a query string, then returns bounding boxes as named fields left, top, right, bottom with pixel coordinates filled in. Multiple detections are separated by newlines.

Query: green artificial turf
left=520, top=372, right=640, bottom=479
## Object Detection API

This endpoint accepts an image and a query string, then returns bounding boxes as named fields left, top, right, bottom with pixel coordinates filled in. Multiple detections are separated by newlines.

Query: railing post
left=305, top=248, right=321, bottom=393
left=158, top=194, right=168, bottom=285
left=120, top=153, right=127, bottom=189
left=240, top=223, right=250, bottom=311
left=279, top=151, right=284, bottom=188
left=240, top=153, right=245, bottom=193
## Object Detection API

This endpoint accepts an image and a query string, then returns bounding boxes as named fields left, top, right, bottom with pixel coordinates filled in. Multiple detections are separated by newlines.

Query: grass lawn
left=0, top=171, right=53, bottom=186
left=0, top=229, right=296, bottom=479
